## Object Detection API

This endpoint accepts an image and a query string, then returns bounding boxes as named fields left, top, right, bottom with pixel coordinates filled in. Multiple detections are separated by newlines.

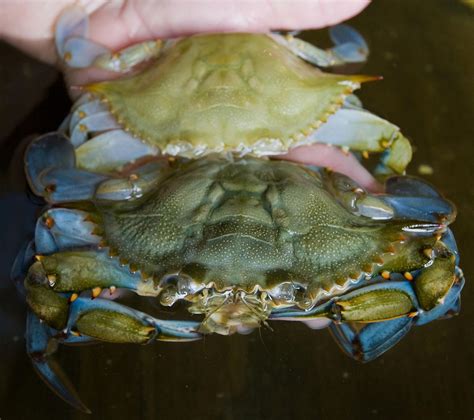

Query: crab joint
left=69, top=293, right=79, bottom=303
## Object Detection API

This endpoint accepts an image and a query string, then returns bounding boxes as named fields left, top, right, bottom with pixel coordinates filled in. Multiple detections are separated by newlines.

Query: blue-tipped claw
left=379, top=176, right=456, bottom=223
left=330, top=316, right=414, bottom=362
left=26, top=311, right=91, bottom=413
left=380, top=196, right=455, bottom=223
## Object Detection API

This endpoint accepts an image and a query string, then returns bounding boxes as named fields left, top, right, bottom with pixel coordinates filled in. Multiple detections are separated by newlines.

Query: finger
left=276, top=144, right=382, bottom=192
left=0, top=0, right=370, bottom=63
left=88, top=0, right=371, bottom=50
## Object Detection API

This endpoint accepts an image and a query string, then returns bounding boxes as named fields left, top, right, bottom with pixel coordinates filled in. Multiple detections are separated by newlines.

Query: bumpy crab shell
left=15, top=133, right=464, bottom=413
left=57, top=6, right=412, bottom=174
left=87, top=33, right=371, bottom=156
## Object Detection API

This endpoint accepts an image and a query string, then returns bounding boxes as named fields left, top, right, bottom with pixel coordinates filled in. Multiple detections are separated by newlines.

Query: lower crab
left=13, top=133, right=463, bottom=412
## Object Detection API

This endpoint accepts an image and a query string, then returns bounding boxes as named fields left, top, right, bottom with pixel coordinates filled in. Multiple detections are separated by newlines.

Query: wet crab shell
left=85, top=33, right=374, bottom=157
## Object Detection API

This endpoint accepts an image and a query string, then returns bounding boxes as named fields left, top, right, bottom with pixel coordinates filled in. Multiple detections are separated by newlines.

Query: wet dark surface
left=0, top=1, right=473, bottom=419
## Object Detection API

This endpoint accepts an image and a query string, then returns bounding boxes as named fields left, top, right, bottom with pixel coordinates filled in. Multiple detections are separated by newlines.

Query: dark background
left=0, top=1, right=473, bottom=419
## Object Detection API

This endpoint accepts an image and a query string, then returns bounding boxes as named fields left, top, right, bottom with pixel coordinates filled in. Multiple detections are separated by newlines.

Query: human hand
left=1, top=0, right=370, bottom=63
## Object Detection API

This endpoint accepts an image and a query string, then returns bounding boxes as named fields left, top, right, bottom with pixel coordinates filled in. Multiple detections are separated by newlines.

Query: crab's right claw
left=26, top=311, right=91, bottom=414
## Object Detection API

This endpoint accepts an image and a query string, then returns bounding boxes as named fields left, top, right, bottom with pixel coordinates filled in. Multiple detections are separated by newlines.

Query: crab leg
left=27, top=250, right=157, bottom=298
left=35, top=208, right=101, bottom=254
left=75, top=130, right=160, bottom=173
left=377, top=176, right=457, bottom=223
left=329, top=265, right=464, bottom=361
left=26, top=295, right=201, bottom=413
left=320, top=170, right=456, bottom=223
left=70, top=112, right=120, bottom=146
left=273, top=24, right=368, bottom=67
left=270, top=281, right=420, bottom=322
left=26, top=311, right=93, bottom=413
left=25, top=133, right=76, bottom=196
left=25, top=133, right=166, bottom=201
left=303, top=107, right=413, bottom=175
left=56, top=6, right=163, bottom=72
left=270, top=281, right=420, bottom=362
left=271, top=234, right=463, bottom=360
left=68, top=99, right=109, bottom=136
left=67, top=297, right=201, bottom=342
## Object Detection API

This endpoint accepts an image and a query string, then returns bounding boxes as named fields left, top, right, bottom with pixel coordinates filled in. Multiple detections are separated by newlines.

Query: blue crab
left=55, top=7, right=411, bottom=175
left=13, top=6, right=463, bottom=413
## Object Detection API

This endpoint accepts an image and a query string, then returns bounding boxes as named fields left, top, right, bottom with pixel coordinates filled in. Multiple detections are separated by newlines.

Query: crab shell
left=86, top=33, right=374, bottom=157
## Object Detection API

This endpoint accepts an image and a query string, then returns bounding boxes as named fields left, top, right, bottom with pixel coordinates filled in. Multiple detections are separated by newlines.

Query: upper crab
left=87, top=33, right=371, bottom=156
left=57, top=6, right=411, bottom=174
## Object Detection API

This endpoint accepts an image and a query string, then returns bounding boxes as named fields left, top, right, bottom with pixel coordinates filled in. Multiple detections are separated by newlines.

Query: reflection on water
left=0, top=1, right=472, bottom=419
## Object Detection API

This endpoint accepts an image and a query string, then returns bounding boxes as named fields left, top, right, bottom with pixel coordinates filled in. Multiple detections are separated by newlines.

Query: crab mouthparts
left=191, top=291, right=272, bottom=336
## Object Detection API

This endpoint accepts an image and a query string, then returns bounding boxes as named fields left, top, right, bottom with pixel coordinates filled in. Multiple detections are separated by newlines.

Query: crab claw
left=380, top=176, right=457, bottom=224
left=329, top=317, right=414, bottom=362
left=26, top=311, right=92, bottom=413
left=25, top=132, right=76, bottom=196
left=329, top=24, right=369, bottom=63
left=25, top=133, right=108, bottom=203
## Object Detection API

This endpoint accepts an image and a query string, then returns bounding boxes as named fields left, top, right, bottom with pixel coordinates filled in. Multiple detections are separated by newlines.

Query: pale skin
left=0, top=0, right=379, bottom=190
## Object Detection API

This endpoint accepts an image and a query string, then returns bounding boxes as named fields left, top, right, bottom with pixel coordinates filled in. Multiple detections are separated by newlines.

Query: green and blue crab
left=13, top=6, right=463, bottom=413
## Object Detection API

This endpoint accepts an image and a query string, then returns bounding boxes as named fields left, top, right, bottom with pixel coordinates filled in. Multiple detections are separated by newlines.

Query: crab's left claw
left=330, top=317, right=415, bottom=362
left=26, top=311, right=92, bottom=413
